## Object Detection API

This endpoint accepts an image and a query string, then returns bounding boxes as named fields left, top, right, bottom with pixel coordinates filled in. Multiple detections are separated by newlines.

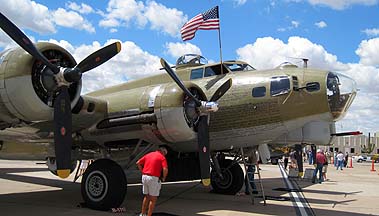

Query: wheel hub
left=85, top=171, right=108, bottom=202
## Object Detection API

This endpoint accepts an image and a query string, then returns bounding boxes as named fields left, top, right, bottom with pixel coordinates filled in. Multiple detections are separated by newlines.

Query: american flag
left=180, top=6, right=220, bottom=41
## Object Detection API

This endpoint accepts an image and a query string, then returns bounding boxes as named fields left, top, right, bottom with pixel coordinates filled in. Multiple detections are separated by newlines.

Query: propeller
left=160, top=58, right=232, bottom=186
left=0, top=12, right=121, bottom=178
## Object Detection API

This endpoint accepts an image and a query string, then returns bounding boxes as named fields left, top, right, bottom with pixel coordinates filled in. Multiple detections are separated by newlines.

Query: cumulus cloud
left=99, top=0, right=187, bottom=37
left=52, top=8, right=95, bottom=33
left=315, top=21, right=327, bottom=28
left=0, top=0, right=96, bottom=35
left=0, top=0, right=55, bottom=34
left=66, top=2, right=94, bottom=14
left=47, top=39, right=162, bottom=93
left=362, top=28, right=379, bottom=37
left=356, top=38, right=379, bottom=66
left=165, top=42, right=202, bottom=59
left=236, top=36, right=347, bottom=70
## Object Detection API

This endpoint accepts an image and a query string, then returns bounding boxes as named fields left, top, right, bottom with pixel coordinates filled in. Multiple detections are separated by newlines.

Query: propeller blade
left=53, top=86, right=72, bottom=178
left=75, top=42, right=121, bottom=73
left=209, top=78, right=232, bottom=102
left=197, top=115, right=211, bottom=186
left=160, top=58, right=201, bottom=105
left=0, top=12, right=59, bottom=74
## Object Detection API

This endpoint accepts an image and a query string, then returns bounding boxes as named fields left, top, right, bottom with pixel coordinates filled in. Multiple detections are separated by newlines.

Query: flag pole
left=217, top=6, right=223, bottom=74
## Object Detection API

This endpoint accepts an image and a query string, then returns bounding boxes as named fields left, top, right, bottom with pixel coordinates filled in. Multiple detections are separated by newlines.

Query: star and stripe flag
left=180, top=6, right=220, bottom=41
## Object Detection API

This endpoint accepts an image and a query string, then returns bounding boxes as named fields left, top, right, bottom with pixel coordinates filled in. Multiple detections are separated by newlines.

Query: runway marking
left=278, top=164, right=314, bottom=216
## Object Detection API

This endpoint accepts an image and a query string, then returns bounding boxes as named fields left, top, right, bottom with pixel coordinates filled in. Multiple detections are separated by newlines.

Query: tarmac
left=0, top=159, right=378, bottom=216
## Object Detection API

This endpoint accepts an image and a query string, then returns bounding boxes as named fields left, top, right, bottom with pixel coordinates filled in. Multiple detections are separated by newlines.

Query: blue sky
left=0, top=0, right=379, bottom=134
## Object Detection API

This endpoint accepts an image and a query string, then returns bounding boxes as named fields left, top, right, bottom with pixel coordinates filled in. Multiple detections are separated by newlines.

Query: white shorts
left=142, top=175, right=161, bottom=197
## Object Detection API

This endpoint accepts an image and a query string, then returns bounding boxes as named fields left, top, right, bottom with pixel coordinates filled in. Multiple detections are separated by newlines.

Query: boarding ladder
left=240, top=147, right=266, bottom=205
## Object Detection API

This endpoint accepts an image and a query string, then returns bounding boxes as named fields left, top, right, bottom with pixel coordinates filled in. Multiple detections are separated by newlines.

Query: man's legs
left=141, top=195, right=149, bottom=215
left=147, top=196, right=158, bottom=216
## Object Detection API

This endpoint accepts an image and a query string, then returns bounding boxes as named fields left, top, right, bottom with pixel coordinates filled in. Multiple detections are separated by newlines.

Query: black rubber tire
left=81, top=159, right=127, bottom=211
left=210, top=159, right=244, bottom=195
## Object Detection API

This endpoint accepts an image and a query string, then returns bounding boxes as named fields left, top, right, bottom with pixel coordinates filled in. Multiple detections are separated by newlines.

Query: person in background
left=334, top=151, right=337, bottom=167
left=312, top=149, right=326, bottom=184
left=308, top=150, right=313, bottom=165
left=136, top=146, right=168, bottom=216
left=244, top=150, right=258, bottom=195
left=336, top=151, right=344, bottom=170
left=322, top=151, right=329, bottom=181
left=344, top=152, right=349, bottom=168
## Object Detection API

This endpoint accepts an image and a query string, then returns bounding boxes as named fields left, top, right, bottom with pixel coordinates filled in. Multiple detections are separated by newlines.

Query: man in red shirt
left=312, top=149, right=326, bottom=184
left=136, top=146, right=168, bottom=216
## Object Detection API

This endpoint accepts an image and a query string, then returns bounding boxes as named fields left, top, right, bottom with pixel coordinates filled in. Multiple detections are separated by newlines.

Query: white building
left=326, top=134, right=379, bottom=155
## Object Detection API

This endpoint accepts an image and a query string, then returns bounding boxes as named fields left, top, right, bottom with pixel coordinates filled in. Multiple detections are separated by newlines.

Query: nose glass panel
left=327, top=72, right=357, bottom=121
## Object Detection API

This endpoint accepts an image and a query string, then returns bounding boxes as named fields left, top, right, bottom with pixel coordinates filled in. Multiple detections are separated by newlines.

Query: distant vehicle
left=356, top=155, right=367, bottom=163
left=355, top=155, right=379, bottom=163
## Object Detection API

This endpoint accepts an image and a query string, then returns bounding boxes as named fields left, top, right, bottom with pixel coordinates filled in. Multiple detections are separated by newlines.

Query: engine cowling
left=0, top=42, right=81, bottom=125
left=153, top=82, right=206, bottom=143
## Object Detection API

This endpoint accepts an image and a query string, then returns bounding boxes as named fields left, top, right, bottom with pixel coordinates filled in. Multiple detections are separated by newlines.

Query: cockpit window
left=190, top=68, right=203, bottom=80
left=270, top=76, right=290, bottom=96
left=225, top=63, right=255, bottom=72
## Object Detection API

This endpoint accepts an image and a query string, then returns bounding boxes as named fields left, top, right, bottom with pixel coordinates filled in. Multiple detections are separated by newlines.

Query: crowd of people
left=308, top=149, right=350, bottom=184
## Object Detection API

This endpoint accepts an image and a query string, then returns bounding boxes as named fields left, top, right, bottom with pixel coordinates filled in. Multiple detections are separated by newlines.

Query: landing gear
left=81, top=159, right=127, bottom=211
left=210, top=159, right=244, bottom=195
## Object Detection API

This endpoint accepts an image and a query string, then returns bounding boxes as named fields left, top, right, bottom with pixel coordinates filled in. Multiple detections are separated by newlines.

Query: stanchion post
left=349, top=156, right=353, bottom=168
left=370, top=159, right=376, bottom=172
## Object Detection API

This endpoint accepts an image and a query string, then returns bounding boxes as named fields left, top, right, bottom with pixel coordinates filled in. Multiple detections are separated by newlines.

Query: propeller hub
left=200, top=101, right=219, bottom=113
left=55, top=67, right=72, bottom=87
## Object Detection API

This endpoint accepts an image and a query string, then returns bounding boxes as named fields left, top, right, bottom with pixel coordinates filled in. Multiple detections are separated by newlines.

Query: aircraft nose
left=327, top=72, right=357, bottom=121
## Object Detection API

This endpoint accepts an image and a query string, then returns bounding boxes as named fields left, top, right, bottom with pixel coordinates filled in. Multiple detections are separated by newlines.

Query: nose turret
left=327, top=72, right=357, bottom=121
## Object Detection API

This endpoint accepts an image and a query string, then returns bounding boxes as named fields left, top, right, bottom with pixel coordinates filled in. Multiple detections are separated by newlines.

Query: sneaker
left=139, top=213, right=147, bottom=216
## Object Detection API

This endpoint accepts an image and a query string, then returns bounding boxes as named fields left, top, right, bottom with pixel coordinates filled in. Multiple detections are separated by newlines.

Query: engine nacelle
left=153, top=82, right=206, bottom=143
left=0, top=42, right=81, bottom=125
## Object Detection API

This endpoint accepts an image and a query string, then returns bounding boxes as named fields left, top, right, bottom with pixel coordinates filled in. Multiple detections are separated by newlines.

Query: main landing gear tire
left=210, top=159, right=244, bottom=195
left=81, top=159, right=127, bottom=211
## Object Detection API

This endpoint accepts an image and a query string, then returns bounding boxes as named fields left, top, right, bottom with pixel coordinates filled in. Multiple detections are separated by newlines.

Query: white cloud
left=362, top=28, right=379, bottom=37
left=99, top=0, right=187, bottom=37
left=0, top=0, right=55, bottom=34
left=308, top=0, right=379, bottom=10
left=99, top=0, right=146, bottom=28
left=0, top=0, right=97, bottom=35
left=66, top=2, right=94, bottom=14
left=52, top=8, right=95, bottom=33
left=291, top=20, right=300, bottom=28
left=315, top=21, right=327, bottom=28
left=165, top=42, right=202, bottom=59
left=47, top=39, right=162, bottom=93
left=236, top=36, right=347, bottom=70
left=144, top=1, right=187, bottom=37
left=356, top=38, right=379, bottom=66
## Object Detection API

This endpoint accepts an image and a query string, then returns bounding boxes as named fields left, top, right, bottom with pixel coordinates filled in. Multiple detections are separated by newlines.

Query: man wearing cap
left=137, top=147, right=168, bottom=216
left=312, top=149, right=326, bottom=184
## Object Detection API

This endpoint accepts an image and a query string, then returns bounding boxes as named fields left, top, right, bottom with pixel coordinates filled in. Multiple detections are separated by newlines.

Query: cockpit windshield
left=327, top=72, right=357, bottom=121
left=224, top=63, right=255, bottom=72
left=176, top=54, right=208, bottom=67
